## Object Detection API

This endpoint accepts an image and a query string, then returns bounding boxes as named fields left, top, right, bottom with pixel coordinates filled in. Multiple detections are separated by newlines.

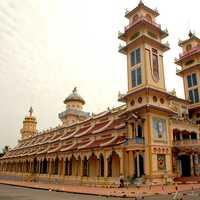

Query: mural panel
left=153, top=117, right=167, bottom=141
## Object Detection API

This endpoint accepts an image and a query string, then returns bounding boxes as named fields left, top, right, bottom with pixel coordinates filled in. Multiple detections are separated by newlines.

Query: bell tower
left=20, top=107, right=37, bottom=140
left=175, top=31, right=200, bottom=121
left=119, top=0, right=169, bottom=93
left=58, top=87, right=90, bottom=126
left=118, top=1, right=174, bottom=183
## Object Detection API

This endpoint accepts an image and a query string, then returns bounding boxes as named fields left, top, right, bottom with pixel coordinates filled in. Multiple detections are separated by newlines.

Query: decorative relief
left=157, top=154, right=166, bottom=170
left=153, top=117, right=167, bottom=141
left=152, top=147, right=169, bottom=154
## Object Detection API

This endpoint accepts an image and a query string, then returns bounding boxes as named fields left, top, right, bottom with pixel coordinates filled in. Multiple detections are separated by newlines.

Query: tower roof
left=179, top=31, right=200, bottom=47
left=64, top=87, right=85, bottom=105
left=125, top=1, right=159, bottom=19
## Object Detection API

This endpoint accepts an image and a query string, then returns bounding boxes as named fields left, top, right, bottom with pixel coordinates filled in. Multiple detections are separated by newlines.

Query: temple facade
left=0, top=1, right=200, bottom=186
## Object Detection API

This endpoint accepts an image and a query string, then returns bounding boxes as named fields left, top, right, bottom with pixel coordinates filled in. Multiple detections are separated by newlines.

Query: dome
left=64, top=87, right=85, bottom=105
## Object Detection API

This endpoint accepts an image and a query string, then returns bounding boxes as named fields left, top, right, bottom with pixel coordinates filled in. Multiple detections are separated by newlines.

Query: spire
left=188, top=30, right=193, bottom=38
left=139, top=0, right=144, bottom=5
left=73, top=86, right=77, bottom=93
left=29, top=106, right=33, bottom=117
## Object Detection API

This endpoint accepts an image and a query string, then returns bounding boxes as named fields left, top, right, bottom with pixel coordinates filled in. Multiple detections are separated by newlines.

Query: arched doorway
left=33, top=158, right=37, bottom=173
left=135, top=154, right=144, bottom=177
left=88, top=154, right=98, bottom=177
left=83, top=156, right=88, bottom=177
left=99, top=154, right=104, bottom=177
left=179, top=155, right=191, bottom=177
left=54, top=157, right=59, bottom=175
left=107, top=151, right=120, bottom=177
left=43, top=158, right=47, bottom=174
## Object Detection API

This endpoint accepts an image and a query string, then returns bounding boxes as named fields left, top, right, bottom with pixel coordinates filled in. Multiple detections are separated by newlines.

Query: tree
left=0, top=145, right=10, bottom=157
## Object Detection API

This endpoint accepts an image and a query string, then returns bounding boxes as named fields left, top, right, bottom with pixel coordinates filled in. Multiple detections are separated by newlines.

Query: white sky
left=0, top=0, right=200, bottom=150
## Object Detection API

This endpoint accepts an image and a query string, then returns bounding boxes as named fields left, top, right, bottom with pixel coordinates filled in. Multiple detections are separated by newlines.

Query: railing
left=58, top=109, right=90, bottom=119
left=179, top=46, right=200, bottom=59
left=127, top=137, right=145, bottom=145
left=173, top=139, right=200, bottom=146
left=125, top=16, right=161, bottom=32
left=176, top=68, right=181, bottom=73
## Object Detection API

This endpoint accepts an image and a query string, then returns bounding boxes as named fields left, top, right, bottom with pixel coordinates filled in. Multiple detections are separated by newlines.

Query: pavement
left=1, top=184, right=200, bottom=200
left=0, top=179, right=200, bottom=198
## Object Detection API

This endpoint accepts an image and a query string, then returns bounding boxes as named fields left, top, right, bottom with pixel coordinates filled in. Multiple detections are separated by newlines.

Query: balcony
left=173, top=139, right=200, bottom=147
left=125, top=137, right=145, bottom=146
left=179, top=46, right=200, bottom=59
left=125, top=16, right=161, bottom=32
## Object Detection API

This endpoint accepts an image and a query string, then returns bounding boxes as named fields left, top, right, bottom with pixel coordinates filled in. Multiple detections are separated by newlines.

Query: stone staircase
left=174, top=176, right=200, bottom=184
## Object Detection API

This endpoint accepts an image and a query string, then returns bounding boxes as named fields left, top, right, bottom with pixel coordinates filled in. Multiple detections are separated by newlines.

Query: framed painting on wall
left=153, top=117, right=167, bottom=141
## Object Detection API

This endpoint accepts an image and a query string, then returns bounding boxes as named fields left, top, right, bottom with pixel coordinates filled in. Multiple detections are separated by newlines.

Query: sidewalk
left=0, top=179, right=200, bottom=197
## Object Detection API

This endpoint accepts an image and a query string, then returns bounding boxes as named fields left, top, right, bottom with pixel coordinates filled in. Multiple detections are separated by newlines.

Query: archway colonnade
left=0, top=150, right=145, bottom=180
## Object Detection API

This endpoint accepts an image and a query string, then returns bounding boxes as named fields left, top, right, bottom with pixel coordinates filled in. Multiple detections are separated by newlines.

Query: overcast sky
left=0, top=0, right=200, bottom=150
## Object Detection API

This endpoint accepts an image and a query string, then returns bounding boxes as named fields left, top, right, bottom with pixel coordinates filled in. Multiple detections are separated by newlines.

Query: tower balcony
left=125, top=16, right=161, bottom=31
left=125, top=137, right=145, bottom=150
left=119, top=33, right=169, bottom=54
left=175, top=46, right=200, bottom=65
left=119, top=16, right=168, bottom=41
left=173, top=139, right=200, bottom=149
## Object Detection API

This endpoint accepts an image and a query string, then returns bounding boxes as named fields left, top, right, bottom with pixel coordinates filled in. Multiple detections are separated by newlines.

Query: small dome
left=64, top=87, right=85, bottom=105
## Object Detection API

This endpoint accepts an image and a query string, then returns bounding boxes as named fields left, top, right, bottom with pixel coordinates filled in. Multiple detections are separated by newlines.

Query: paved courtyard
left=1, top=184, right=200, bottom=200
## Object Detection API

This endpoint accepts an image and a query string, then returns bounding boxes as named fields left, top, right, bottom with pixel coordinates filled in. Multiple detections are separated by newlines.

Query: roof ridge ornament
left=73, top=87, right=77, bottom=93
left=188, top=30, right=193, bottom=38
left=139, top=0, right=144, bottom=5
left=29, top=106, right=33, bottom=117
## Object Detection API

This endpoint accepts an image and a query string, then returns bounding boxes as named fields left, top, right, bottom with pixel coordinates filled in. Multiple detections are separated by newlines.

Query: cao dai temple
left=0, top=1, right=200, bottom=186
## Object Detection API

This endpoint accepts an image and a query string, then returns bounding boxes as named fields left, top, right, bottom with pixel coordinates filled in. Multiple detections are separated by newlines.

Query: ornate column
left=62, top=158, right=65, bottom=177
left=190, top=154, right=194, bottom=176
left=80, top=158, right=83, bottom=177
left=104, top=153, right=108, bottom=178
left=194, top=154, right=199, bottom=176
left=136, top=152, right=140, bottom=177
left=128, top=151, right=134, bottom=176
left=119, top=152, right=124, bottom=175
left=48, top=159, right=52, bottom=177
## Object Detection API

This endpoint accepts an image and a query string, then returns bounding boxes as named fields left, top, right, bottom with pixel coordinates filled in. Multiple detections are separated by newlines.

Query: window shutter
left=194, top=88, right=199, bottom=103
left=131, top=70, right=136, bottom=87
left=131, top=51, right=135, bottom=66
left=192, top=73, right=197, bottom=86
left=137, top=67, right=142, bottom=85
left=136, top=48, right=141, bottom=64
left=187, top=75, right=192, bottom=88
left=189, top=90, right=194, bottom=103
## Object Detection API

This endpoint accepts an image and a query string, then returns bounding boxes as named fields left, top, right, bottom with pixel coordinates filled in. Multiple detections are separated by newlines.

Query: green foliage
left=130, top=32, right=140, bottom=41
left=147, top=31, right=158, bottom=39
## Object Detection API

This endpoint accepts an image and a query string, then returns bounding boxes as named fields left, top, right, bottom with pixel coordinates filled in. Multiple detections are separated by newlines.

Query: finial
left=118, top=91, right=122, bottom=99
left=73, top=87, right=77, bottom=93
left=29, top=106, right=33, bottom=116
left=171, top=88, right=176, bottom=96
left=139, top=0, right=144, bottom=5
left=188, top=30, right=193, bottom=38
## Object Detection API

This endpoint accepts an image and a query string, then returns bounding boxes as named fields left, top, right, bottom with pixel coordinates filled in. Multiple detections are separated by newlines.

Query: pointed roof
left=179, top=31, right=200, bottom=47
left=64, top=87, right=85, bottom=105
left=125, top=1, right=159, bottom=19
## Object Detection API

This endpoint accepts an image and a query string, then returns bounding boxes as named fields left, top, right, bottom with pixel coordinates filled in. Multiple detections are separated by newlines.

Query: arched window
left=132, top=14, right=139, bottom=23
left=186, top=44, right=192, bottom=51
left=146, top=14, right=152, bottom=22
